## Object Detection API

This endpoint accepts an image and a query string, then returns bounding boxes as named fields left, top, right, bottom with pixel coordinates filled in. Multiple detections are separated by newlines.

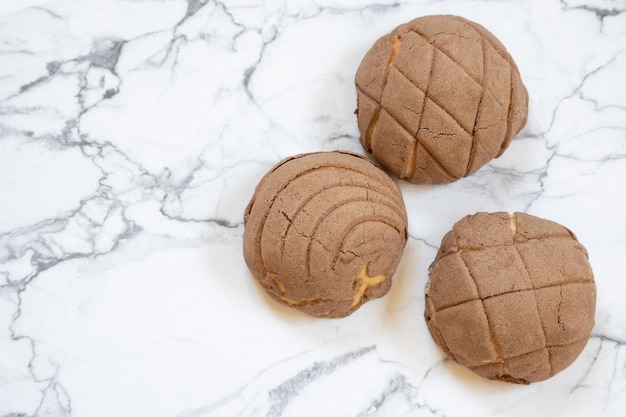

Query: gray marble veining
left=1, top=0, right=625, bottom=416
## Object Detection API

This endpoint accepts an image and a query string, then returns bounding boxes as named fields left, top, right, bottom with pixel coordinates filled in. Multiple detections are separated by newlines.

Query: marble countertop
left=1, top=0, right=625, bottom=416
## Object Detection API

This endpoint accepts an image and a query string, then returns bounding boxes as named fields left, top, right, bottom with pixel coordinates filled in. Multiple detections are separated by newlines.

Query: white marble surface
left=1, top=0, right=625, bottom=415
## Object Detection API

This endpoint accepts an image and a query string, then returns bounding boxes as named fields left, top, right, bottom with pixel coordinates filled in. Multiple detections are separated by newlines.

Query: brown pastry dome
left=355, top=15, right=528, bottom=184
left=243, top=151, right=408, bottom=318
left=425, top=212, right=596, bottom=384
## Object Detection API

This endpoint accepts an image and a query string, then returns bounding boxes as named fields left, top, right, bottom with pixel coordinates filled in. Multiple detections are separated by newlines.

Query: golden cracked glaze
left=243, top=151, right=408, bottom=318
left=424, top=212, right=596, bottom=384
left=269, top=266, right=386, bottom=314
left=355, top=15, right=528, bottom=184
left=351, top=266, right=387, bottom=307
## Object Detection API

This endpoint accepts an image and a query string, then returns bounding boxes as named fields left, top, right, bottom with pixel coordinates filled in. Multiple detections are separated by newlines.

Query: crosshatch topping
left=425, top=212, right=596, bottom=384
left=355, top=15, right=528, bottom=184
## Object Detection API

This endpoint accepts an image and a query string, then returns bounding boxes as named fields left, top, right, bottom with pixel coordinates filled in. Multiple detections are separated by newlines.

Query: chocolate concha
left=355, top=15, right=528, bottom=184
left=425, top=212, right=596, bottom=384
left=243, top=151, right=408, bottom=318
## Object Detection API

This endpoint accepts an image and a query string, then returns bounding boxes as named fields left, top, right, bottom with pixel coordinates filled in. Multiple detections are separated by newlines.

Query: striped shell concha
left=243, top=151, right=408, bottom=318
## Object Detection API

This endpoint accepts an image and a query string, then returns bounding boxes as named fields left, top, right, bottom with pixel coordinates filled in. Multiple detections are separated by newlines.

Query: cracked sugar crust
left=243, top=151, right=408, bottom=318
left=424, top=212, right=596, bottom=384
left=355, top=15, right=528, bottom=184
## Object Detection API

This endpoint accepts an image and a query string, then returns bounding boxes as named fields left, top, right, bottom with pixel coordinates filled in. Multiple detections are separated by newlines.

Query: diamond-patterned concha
left=425, top=212, right=596, bottom=384
left=243, top=151, right=408, bottom=318
left=355, top=15, right=528, bottom=184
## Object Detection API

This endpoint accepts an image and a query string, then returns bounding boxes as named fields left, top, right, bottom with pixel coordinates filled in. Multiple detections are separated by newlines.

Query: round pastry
left=424, top=212, right=596, bottom=384
left=243, top=151, right=408, bottom=318
left=355, top=15, right=528, bottom=184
